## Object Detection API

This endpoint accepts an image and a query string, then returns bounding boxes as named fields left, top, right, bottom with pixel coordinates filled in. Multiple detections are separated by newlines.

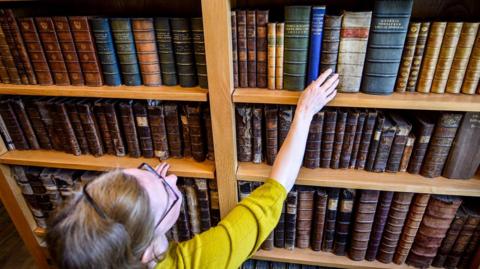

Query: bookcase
left=0, top=0, right=479, bottom=268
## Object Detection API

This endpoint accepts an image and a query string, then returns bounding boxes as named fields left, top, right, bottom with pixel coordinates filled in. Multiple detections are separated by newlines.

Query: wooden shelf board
left=34, top=227, right=46, bottom=237
left=0, top=150, right=215, bottom=179
left=0, top=84, right=208, bottom=102
left=254, top=248, right=414, bottom=269
left=237, top=162, right=480, bottom=197
left=233, top=88, right=480, bottom=112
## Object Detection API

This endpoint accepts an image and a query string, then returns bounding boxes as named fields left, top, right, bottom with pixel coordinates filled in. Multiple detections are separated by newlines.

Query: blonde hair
left=47, top=170, right=155, bottom=269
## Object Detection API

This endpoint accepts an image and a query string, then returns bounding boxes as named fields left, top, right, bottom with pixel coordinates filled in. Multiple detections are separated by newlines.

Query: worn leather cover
left=236, top=104, right=252, bottom=162
left=395, top=22, right=420, bottom=92
left=94, top=100, right=115, bottom=155
left=154, top=17, right=177, bottom=86
left=24, top=98, right=52, bottom=149
left=267, top=22, right=276, bottom=89
left=265, top=105, right=278, bottom=165
left=132, top=18, right=162, bottom=86
left=256, top=10, right=268, bottom=88
left=278, top=105, right=293, bottom=148
left=386, top=112, right=412, bottom=173
left=246, top=10, right=256, bottom=87
left=231, top=11, right=239, bottom=88
left=56, top=99, right=81, bottom=155
left=399, top=133, right=415, bottom=172
left=320, top=109, right=337, bottom=168
left=304, top=111, right=324, bottom=169
left=406, top=22, right=430, bottom=92
left=76, top=99, right=104, bottom=156
left=331, top=110, right=347, bottom=169
left=118, top=100, right=141, bottom=157
left=340, top=109, right=359, bottom=168
left=191, top=17, right=208, bottom=89
left=296, top=187, right=315, bottom=249
left=203, top=105, right=215, bottom=161
left=237, top=10, right=248, bottom=88
left=164, top=102, right=183, bottom=158
left=147, top=100, right=168, bottom=160
left=322, top=188, right=339, bottom=252
left=333, top=189, right=356, bottom=256
left=460, top=26, right=480, bottom=94
left=171, top=18, right=197, bottom=87
left=366, top=191, right=394, bottom=261
left=0, top=23, right=20, bottom=83
left=311, top=189, right=327, bottom=251
left=0, top=99, right=29, bottom=149
left=356, top=110, right=377, bottom=169
left=187, top=103, right=205, bottom=162
left=252, top=105, right=263, bottom=164
left=349, top=109, right=366, bottom=168
left=285, top=189, right=298, bottom=250
left=103, top=100, right=126, bottom=156
left=64, top=100, right=89, bottom=154
left=10, top=98, right=40, bottom=149
left=275, top=23, right=284, bottom=89
left=133, top=101, right=154, bottom=158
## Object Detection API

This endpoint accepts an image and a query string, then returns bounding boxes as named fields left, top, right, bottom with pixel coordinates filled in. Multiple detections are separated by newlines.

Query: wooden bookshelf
left=0, top=84, right=208, bottom=102
left=237, top=162, right=480, bottom=197
left=233, top=88, right=480, bottom=112
left=0, top=150, right=215, bottom=179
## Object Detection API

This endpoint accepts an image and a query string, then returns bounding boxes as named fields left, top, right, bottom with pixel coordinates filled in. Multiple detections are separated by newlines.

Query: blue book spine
left=306, top=6, right=326, bottom=85
left=90, top=18, right=122, bottom=86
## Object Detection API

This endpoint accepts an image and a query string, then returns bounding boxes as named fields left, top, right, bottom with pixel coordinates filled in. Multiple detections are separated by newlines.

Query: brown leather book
left=164, top=103, right=183, bottom=158
left=49, top=97, right=69, bottom=152
left=320, top=15, right=342, bottom=73
left=261, top=232, right=274, bottom=251
left=393, top=193, right=430, bottom=265
left=0, top=25, right=20, bottom=83
left=231, top=11, right=239, bottom=88
left=446, top=23, right=479, bottom=93
left=64, top=100, right=89, bottom=154
left=416, top=22, right=447, bottom=93
left=443, top=112, right=480, bottom=179
left=24, top=98, right=52, bottom=150
left=376, top=192, right=414, bottom=264
left=103, top=100, right=126, bottom=157
left=431, top=22, right=463, bottom=93
left=94, top=100, right=115, bottom=155
left=323, top=188, right=340, bottom=252
left=275, top=23, right=284, bottom=89
left=372, top=116, right=397, bottom=173
left=265, top=105, right=278, bottom=165
left=10, top=98, right=40, bottom=150
left=406, top=22, right=430, bottom=92
left=17, top=18, right=53, bottom=85
left=55, top=99, right=81, bottom=155
left=246, top=10, right=256, bottom=87
left=132, top=18, right=162, bottom=86
left=356, top=110, right=377, bottom=170
left=365, top=112, right=385, bottom=171
left=320, top=109, right=337, bottom=168
left=349, top=190, right=380, bottom=261
left=147, top=100, right=168, bottom=160
left=194, top=179, right=211, bottom=232
left=420, top=112, right=463, bottom=178
left=0, top=56, right=9, bottom=83
left=407, top=112, right=436, bottom=174
left=177, top=179, right=192, bottom=241
left=203, top=106, right=214, bottom=161
left=349, top=110, right=366, bottom=169
left=304, top=111, right=324, bottom=169
left=69, top=16, right=103, bottom=86
left=278, top=105, right=293, bottom=148
left=406, top=195, right=462, bottom=268
left=76, top=99, right=104, bottom=156
left=180, top=105, right=192, bottom=158
left=0, top=113, right=15, bottom=150
left=208, top=180, right=220, bottom=225
left=274, top=201, right=286, bottom=248
left=461, top=28, right=480, bottom=94
left=333, top=189, right=355, bottom=256
left=267, top=22, right=276, bottom=89
left=35, top=17, right=70, bottom=85
left=399, top=133, right=415, bottom=172
left=187, top=103, right=206, bottom=162
left=395, top=22, right=420, bottom=92
left=331, top=110, right=347, bottom=169
left=285, top=189, right=298, bottom=250
left=256, top=10, right=268, bottom=88
left=33, top=98, right=61, bottom=151
left=296, top=187, right=315, bottom=249
left=386, top=113, right=412, bottom=173
left=252, top=105, right=263, bottom=164
left=457, top=221, right=480, bottom=268
left=236, top=104, right=252, bottom=162
left=340, top=110, right=359, bottom=169
left=311, top=189, right=327, bottom=251
left=1, top=13, right=28, bottom=84
left=237, top=10, right=248, bottom=88
left=183, top=178, right=201, bottom=235
left=366, top=191, right=394, bottom=261
left=118, top=100, right=141, bottom=158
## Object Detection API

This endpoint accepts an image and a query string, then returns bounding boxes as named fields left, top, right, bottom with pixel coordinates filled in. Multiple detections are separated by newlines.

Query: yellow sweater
left=156, top=179, right=287, bottom=269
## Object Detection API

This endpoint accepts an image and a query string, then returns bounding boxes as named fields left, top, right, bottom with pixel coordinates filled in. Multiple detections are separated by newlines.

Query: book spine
left=461, top=27, right=480, bottom=94
left=184, top=109, right=194, bottom=158
left=331, top=110, right=347, bottom=169
left=407, top=114, right=435, bottom=174
left=406, top=22, right=430, bottom=92
left=0, top=113, right=15, bottom=150
left=311, top=189, right=327, bottom=251
left=90, top=18, right=121, bottom=86
left=246, top=10, right=256, bottom=87
left=304, top=111, right=324, bottom=169
left=386, top=114, right=412, bottom=173
left=154, top=17, right=178, bottom=86
left=164, top=103, right=183, bottom=158
left=0, top=11, right=28, bottom=84
left=275, top=23, right=284, bottom=89
left=203, top=106, right=215, bottom=161
left=24, top=100, right=52, bottom=150
left=10, top=98, right=39, bottom=149
left=274, top=202, right=286, bottom=248
left=195, top=179, right=212, bottom=232
left=64, top=101, right=89, bottom=154
left=77, top=101, right=104, bottom=156
left=278, top=105, right=293, bottom=148
left=110, top=18, right=141, bottom=86
left=340, top=110, right=359, bottom=168
left=36, top=99, right=62, bottom=151
left=320, top=109, right=337, bottom=168
left=306, top=6, right=326, bottom=84
left=365, top=191, right=394, bottom=261
left=283, top=6, right=311, bottom=90
left=356, top=110, right=377, bottom=169
left=256, top=10, right=268, bottom=88
left=56, top=100, right=81, bottom=155
left=456, top=223, right=480, bottom=268
left=231, top=11, right=239, bottom=88
left=320, top=15, right=342, bottom=73
left=103, top=101, right=125, bottom=157
left=296, top=187, right=315, bottom=249
left=184, top=178, right=201, bottom=235
left=322, top=188, right=339, bottom=252
left=176, top=181, right=191, bottom=241
left=0, top=24, right=20, bottom=83
left=147, top=101, right=168, bottom=160
left=50, top=99, right=69, bottom=153
left=285, top=190, right=298, bottom=250
left=349, top=110, right=366, bottom=168
left=132, top=18, right=162, bottom=86
left=252, top=105, right=263, bottom=164
left=399, top=133, right=415, bottom=172
left=0, top=58, right=10, bottom=83
left=187, top=103, right=205, bottom=162
left=237, top=181, right=252, bottom=201
left=236, top=104, right=252, bottom=162
left=333, top=189, right=355, bottom=256
left=372, top=121, right=396, bottom=173
left=92, top=101, right=114, bottom=155
left=118, top=101, right=141, bottom=157
left=267, top=22, right=276, bottom=90
left=261, top=232, right=274, bottom=251
left=191, top=17, right=208, bottom=89
left=395, top=22, right=420, bottom=92
left=237, top=10, right=248, bottom=88
left=171, top=18, right=197, bottom=87
left=208, top=180, right=220, bottom=225
left=265, top=105, right=278, bottom=165
left=365, top=113, right=385, bottom=171
left=69, top=16, right=103, bottom=86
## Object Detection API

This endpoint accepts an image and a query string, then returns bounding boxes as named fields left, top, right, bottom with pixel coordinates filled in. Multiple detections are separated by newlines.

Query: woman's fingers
left=326, top=89, right=338, bottom=103
left=311, top=69, right=333, bottom=89
left=324, top=79, right=339, bottom=97
left=155, top=162, right=170, bottom=178
left=318, top=74, right=339, bottom=93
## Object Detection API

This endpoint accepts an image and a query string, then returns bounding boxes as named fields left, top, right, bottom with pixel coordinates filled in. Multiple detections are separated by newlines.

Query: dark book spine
left=65, top=101, right=90, bottom=155
left=365, top=113, right=385, bottom=171
left=110, top=18, right=141, bottom=86
left=203, top=106, right=214, bottom=161
left=285, top=190, right=298, bottom=250
left=103, top=101, right=126, bottom=157
left=177, top=181, right=191, bottom=241
left=331, top=110, right=347, bottom=169
left=237, top=181, right=252, bottom=201
left=24, top=100, right=52, bottom=150
left=90, top=18, right=121, bottom=86
left=187, top=103, right=205, bottom=162
left=355, top=110, right=377, bottom=169
left=10, top=98, right=39, bottom=149
left=306, top=6, right=326, bottom=84
left=77, top=101, right=104, bottom=156
left=180, top=105, right=192, bottom=158
left=304, top=111, right=324, bottom=169
left=191, top=17, right=208, bottom=89
left=320, top=109, right=337, bottom=168
left=0, top=111, right=14, bottom=150
left=184, top=178, right=201, bottom=235
left=171, top=18, right=197, bottom=87
left=195, top=179, right=211, bottom=232
left=231, top=11, right=239, bottom=88
left=252, top=105, right=263, bottom=164
left=132, top=18, right=162, bottom=86
left=267, top=22, right=276, bottom=89
left=133, top=101, right=154, bottom=158
left=278, top=105, right=293, bottom=148
left=340, top=110, right=359, bottom=168
left=275, top=23, right=284, bottom=89
left=154, top=18, right=177, bottom=86
left=322, top=188, right=340, bottom=252
left=265, top=105, right=278, bottom=165
left=1, top=12, right=28, bottom=84
left=208, top=180, right=220, bottom=225
left=386, top=114, right=412, bottom=173
left=407, top=113, right=436, bottom=174
left=237, top=10, right=248, bottom=88
left=164, top=103, right=183, bottom=158
left=256, top=10, right=268, bottom=88
left=49, top=99, right=69, bottom=153
left=0, top=24, right=21, bottom=83
left=311, top=189, right=327, bottom=251
left=456, top=223, right=480, bottom=268
left=365, top=191, right=394, bottom=261
left=333, top=189, right=356, bottom=256
left=406, top=22, right=430, bottom=92
left=261, top=232, right=274, bottom=251
left=56, top=100, right=81, bottom=155
left=274, top=202, right=286, bottom=248
left=94, top=101, right=115, bottom=155
left=296, top=187, right=315, bottom=249
left=349, top=110, right=366, bottom=168
left=236, top=104, right=252, bottom=162
left=147, top=101, right=168, bottom=160
left=372, top=119, right=396, bottom=173
left=35, top=99, right=62, bottom=151
left=246, top=10, right=256, bottom=87
left=118, top=101, right=141, bottom=157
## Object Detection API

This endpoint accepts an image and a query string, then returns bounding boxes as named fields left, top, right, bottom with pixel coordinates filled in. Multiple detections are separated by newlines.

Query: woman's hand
left=155, top=162, right=178, bottom=184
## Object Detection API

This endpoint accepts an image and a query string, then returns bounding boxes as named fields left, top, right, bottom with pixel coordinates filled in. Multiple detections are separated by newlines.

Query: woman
left=47, top=69, right=339, bottom=269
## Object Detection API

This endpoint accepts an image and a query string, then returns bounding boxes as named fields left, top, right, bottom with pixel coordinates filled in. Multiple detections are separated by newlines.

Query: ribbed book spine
left=1, top=11, right=28, bottom=84
left=154, top=18, right=178, bottom=86
left=236, top=104, right=252, bottom=162
left=147, top=101, right=168, bottom=160
left=296, top=187, right=315, bottom=249
left=237, top=10, right=248, bottom=88
left=333, top=189, right=355, bottom=256
left=10, top=98, right=39, bottom=149
left=386, top=113, right=412, bottom=173
left=171, top=18, right=197, bottom=87
left=118, top=100, right=141, bottom=157
left=77, top=100, right=104, bottom=156
left=306, top=6, right=326, bottom=84
left=24, top=99, right=52, bottom=150
left=191, top=18, right=208, bottom=88
left=256, top=10, right=268, bottom=88
left=274, top=202, right=286, bottom=248
left=322, top=188, right=339, bottom=252
left=275, top=23, right=284, bottom=89
left=103, top=100, right=126, bottom=156
left=319, top=15, right=342, bottom=74
left=56, top=100, right=80, bottom=155
left=208, top=180, right=220, bottom=225
left=195, top=179, right=211, bottom=232
left=406, top=22, right=430, bottom=92
left=164, top=103, right=182, bottom=158
left=90, top=18, right=121, bottom=86
left=285, top=190, right=298, bottom=250
left=407, top=112, right=436, bottom=174
left=252, top=105, right=263, bottom=164
left=365, top=191, right=394, bottom=261
left=349, top=110, right=366, bottom=168
left=186, top=103, right=205, bottom=162
left=365, top=113, right=385, bottom=171
left=132, top=18, right=162, bottom=86
left=355, top=110, right=377, bottom=170
left=395, top=22, right=420, bottom=92
left=311, top=189, right=327, bottom=251
left=133, top=101, right=154, bottom=158
left=461, top=28, right=480, bottom=94
left=399, top=133, right=415, bottom=172
left=320, top=109, right=337, bottom=168
left=0, top=24, right=20, bottom=83
left=331, top=110, right=347, bottom=169
left=246, top=10, right=256, bottom=87
left=267, top=23, right=276, bottom=90
left=183, top=179, right=201, bottom=235
left=265, top=105, right=278, bottom=165
left=231, top=11, right=239, bottom=88
left=278, top=105, right=293, bottom=148
left=340, top=110, right=359, bottom=168
left=372, top=117, right=396, bottom=173
left=304, top=111, right=324, bottom=169
left=203, top=106, right=215, bottom=161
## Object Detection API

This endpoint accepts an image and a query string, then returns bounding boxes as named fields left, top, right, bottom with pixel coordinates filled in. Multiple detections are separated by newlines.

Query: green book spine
left=171, top=18, right=197, bottom=87
left=191, top=17, right=208, bottom=89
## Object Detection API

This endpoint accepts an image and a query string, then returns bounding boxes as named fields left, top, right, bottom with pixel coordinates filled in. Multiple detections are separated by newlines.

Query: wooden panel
left=0, top=150, right=215, bottom=179
left=233, top=88, right=480, bottom=112
left=0, top=84, right=208, bottom=102
left=237, top=162, right=480, bottom=197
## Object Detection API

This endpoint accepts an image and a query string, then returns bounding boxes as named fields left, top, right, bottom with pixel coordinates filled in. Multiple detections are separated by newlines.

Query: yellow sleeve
left=155, top=178, right=287, bottom=269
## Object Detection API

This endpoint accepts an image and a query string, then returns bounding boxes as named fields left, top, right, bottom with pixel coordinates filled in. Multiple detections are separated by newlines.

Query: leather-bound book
left=457, top=221, right=480, bottom=268
left=333, top=189, right=356, bottom=256
left=180, top=106, right=192, bottom=158
left=236, top=104, right=252, bottom=162
left=132, top=18, right=161, bottom=86
left=340, top=110, right=359, bottom=168
left=386, top=113, right=412, bottom=173
left=331, top=109, right=347, bottom=169
left=0, top=60, right=8, bottom=83
left=0, top=12, right=28, bottom=84
left=366, top=191, right=394, bottom=261
left=171, top=18, right=197, bottom=87
left=356, top=110, right=377, bottom=170
left=320, top=109, right=337, bottom=168
left=399, top=133, right=415, bottom=172
left=55, top=99, right=81, bottom=155
left=34, top=98, right=62, bottom=151
left=94, top=100, right=115, bottom=155
left=349, top=190, right=380, bottom=261
left=90, top=18, right=121, bottom=86
left=10, top=98, right=39, bottom=149
left=446, top=23, right=479, bottom=93
left=69, top=16, right=103, bottom=86
left=349, top=110, right=366, bottom=168
left=365, top=112, right=385, bottom=171
left=372, top=116, right=397, bottom=173
left=255, top=261, right=269, bottom=269
left=275, top=23, right=284, bottom=89
left=420, top=112, right=463, bottom=178
left=285, top=189, right=298, bottom=250
left=395, top=22, right=420, bottom=92
left=203, top=106, right=215, bottom=161
left=296, top=187, right=315, bottom=249
left=164, top=103, right=183, bottom=158
left=256, top=10, right=268, bottom=88
left=52, top=17, right=84, bottom=86
left=265, top=105, right=278, bottom=165
left=274, top=201, right=286, bottom=248
left=231, top=11, right=239, bottom=88
left=0, top=25, right=20, bottom=84
left=110, top=18, right=141, bottom=86
left=24, top=99, right=52, bottom=150
left=118, top=100, right=141, bottom=157
left=406, top=195, right=462, bottom=268
left=416, top=22, right=447, bottom=93
left=322, top=188, right=340, bottom=252
left=241, top=260, right=255, bottom=269
left=187, top=103, right=205, bottom=162
left=191, top=17, right=208, bottom=89
left=283, top=6, right=311, bottom=90
left=65, top=100, right=89, bottom=154
left=306, top=6, right=326, bottom=85
left=17, top=18, right=53, bottom=85
left=194, top=179, right=211, bottom=232
left=431, top=22, right=463, bottom=93
left=262, top=233, right=274, bottom=251
left=320, top=15, right=342, bottom=73
left=443, top=112, right=480, bottom=179
left=246, top=10, right=256, bottom=87
left=311, top=189, right=327, bottom=251
left=147, top=100, right=168, bottom=160
left=183, top=178, right=201, bottom=235
left=252, top=105, right=263, bottom=164
left=271, top=262, right=286, bottom=269
left=77, top=99, right=104, bottom=156
left=237, top=10, right=248, bottom=88
left=208, top=180, right=220, bottom=225
left=361, top=0, right=413, bottom=95
left=406, top=22, right=430, bottom=92
left=393, top=193, right=430, bottom=264
left=337, top=11, right=372, bottom=93
left=154, top=18, right=177, bottom=86
left=407, top=112, right=436, bottom=174
left=177, top=180, right=192, bottom=241
left=0, top=114, right=15, bottom=150
left=278, top=105, right=293, bottom=148
left=49, top=97, right=70, bottom=152
left=267, top=22, right=276, bottom=89
left=460, top=27, right=480, bottom=94
left=237, top=181, right=252, bottom=201
left=377, top=192, right=414, bottom=263
left=103, top=100, right=126, bottom=157
left=304, top=111, right=324, bottom=169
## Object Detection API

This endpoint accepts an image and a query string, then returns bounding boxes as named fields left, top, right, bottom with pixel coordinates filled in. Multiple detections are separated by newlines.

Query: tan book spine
left=399, top=133, right=415, bottom=172
left=431, top=22, right=463, bottom=93
left=406, top=22, right=430, bottom=92
left=275, top=23, right=284, bottom=90
left=267, top=23, right=276, bottom=90
left=395, top=23, right=420, bottom=92
left=416, top=22, right=447, bottom=93
left=461, top=28, right=480, bottom=94
left=446, top=23, right=479, bottom=93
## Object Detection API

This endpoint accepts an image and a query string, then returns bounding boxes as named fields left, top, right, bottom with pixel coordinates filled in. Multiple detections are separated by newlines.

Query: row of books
left=235, top=105, right=480, bottom=180
left=0, top=97, right=214, bottom=162
left=238, top=182, right=480, bottom=269
left=0, top=9, right=207, bottom=88
left=232, top=3, right=480, bottom=95
left=241, top=260, right=333, bottom=269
